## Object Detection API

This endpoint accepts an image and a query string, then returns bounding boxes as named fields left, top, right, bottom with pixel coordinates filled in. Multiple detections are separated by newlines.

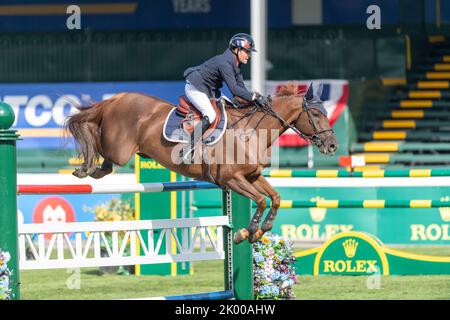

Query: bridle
left=229, top=95, right=334, bottom=146
left=299, top=98, right=334, bottom=145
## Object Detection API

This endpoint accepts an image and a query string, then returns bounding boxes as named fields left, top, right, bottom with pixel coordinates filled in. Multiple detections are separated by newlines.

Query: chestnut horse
left=65, top=83, right=338, bottom=244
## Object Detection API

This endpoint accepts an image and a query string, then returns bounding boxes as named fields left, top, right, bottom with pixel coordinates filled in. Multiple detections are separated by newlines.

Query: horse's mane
left=275, top=83, right=305, bottom=97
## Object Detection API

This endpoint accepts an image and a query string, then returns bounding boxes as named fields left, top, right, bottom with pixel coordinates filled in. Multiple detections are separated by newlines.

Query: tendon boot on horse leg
left=89, top=160, right=113, bottom=179
left=259, top=193, right=280, bottom=237
left=247, top=210, right=265, bottom=243
left=247, top=176, right=281, bottom=242
left=261, top=208, right=277, bottom=234
left=181, top=116, right=211, bottom=163
left=242, top=196, right=267, bottom=244
left=260, top=195, right=280, bottom=235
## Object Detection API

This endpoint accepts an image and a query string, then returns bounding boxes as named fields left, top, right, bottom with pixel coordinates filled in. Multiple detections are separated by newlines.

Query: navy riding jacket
left=183, top=48, right=254, bottom=101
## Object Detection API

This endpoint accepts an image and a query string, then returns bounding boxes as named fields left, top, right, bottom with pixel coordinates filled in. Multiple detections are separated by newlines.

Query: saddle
left=176, top=95, right=222, bottom=137
left=163, top=95, right=228, bottom=146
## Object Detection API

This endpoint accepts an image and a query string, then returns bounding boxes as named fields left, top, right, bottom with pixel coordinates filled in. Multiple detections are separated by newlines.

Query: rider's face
left=237, top=49, right=251, bottom=64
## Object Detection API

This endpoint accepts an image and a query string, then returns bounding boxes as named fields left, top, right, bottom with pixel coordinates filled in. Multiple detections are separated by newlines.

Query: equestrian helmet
left=229, top=33, right=257, bottom=52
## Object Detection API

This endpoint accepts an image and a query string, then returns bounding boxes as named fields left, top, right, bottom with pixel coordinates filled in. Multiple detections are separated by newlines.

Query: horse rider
left=181, top=32, right=271, bottom=161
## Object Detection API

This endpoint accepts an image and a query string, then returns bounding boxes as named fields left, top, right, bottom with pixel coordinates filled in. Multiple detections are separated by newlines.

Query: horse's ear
left=305, top=83, right=314, bottom=101
left=315, top=83, right=323, bottom=99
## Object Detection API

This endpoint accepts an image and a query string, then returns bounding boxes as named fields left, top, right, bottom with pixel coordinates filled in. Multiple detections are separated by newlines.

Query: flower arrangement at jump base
left=0, top=250, right=12, bottom=300
left=85, top=198, right=135, bottom=275
left=253, top=232, right=297, bottom=300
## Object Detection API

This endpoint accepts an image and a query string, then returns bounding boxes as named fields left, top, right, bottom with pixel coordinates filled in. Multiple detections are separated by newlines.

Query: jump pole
left=224, top=190, right=254, bottom=300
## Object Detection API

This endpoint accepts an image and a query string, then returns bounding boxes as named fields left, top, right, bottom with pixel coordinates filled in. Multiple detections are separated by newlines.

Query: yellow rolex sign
left=295, top=231, right=450, bottom=275
left=295, top=231, right=389, bottom=275
left=316, top=233, right=388, bottom=275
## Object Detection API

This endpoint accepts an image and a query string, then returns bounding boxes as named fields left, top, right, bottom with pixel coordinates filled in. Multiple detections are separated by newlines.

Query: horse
left=65, top=83, right=338, bottom=244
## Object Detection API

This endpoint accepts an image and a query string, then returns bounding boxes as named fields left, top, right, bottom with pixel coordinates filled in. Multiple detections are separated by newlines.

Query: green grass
left=292, top=246, right=450, bottom=299
left=294, top=275, right=450, bottom=300
left=20, top=246, right=450, bottom=300
left=20, top=261, right=226, bottom=300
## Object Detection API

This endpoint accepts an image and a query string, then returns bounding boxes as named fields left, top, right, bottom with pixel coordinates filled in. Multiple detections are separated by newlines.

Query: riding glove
left=253, top=93, right=271, bottom=109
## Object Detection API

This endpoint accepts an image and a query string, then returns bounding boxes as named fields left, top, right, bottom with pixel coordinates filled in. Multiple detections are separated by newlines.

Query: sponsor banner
left=5, top=0, right=435, bottom=31
left=0, top=0, right=291, bottom=31
left=0, top=81, right=188, bottom=148
left=265, top=80, right=349, bottom=147
left=295, top=231, right=450, bottom=276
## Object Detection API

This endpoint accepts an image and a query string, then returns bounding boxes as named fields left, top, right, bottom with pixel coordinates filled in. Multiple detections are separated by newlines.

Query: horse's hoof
left=261, top=222, right=273, bottom=233
left=248, top=229, right=264, bottom=243
left=89, top=169, right=111, bottom=179
left=89, top=171, right=103, bottom=179
left=72, top=169, right=88, bottom=178
left=233, top=229, right=249, bottom=244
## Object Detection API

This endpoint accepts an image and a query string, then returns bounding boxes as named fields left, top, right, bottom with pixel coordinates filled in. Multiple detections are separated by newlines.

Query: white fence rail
left=19, top=216, right=229, bottom=270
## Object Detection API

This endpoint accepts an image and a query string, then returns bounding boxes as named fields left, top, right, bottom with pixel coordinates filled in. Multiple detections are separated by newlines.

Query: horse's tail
left=64, top=101, right=105, bottom=173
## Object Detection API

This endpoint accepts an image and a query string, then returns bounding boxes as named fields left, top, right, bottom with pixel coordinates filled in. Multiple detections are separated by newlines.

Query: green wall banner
left=192, top=185, right=450, bottom=245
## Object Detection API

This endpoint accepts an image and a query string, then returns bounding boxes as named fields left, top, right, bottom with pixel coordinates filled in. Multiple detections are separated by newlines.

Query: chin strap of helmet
left=230, top=47, right=242, bottom=65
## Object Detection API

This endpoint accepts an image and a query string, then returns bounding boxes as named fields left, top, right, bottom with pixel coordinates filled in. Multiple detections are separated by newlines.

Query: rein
left=227, top=96, right=333, bottom=144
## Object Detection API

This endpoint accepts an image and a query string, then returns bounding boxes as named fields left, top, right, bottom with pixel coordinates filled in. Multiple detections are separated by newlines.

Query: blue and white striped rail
left=133, top=290, right=234, bottom=300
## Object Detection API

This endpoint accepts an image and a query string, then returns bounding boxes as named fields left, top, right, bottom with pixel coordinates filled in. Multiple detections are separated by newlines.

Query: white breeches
left=185, top=82, right=216, bottom=124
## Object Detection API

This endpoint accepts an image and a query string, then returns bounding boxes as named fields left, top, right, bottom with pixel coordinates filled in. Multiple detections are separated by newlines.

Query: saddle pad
left=163, top=100, right=227, bottom=146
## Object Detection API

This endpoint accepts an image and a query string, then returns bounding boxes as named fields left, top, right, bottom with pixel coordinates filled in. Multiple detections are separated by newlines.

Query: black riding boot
left=182, top=116, right=211, bottom=162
